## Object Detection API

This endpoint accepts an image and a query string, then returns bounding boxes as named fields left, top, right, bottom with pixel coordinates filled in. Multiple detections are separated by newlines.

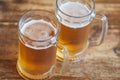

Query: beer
left=17, top=19, right=57, bottom=78
left=57, top=2, right=92, bottom=55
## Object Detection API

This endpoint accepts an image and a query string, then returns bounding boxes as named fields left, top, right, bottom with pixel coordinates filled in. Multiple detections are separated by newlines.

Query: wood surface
left=0, top=0, right=120, bottom=80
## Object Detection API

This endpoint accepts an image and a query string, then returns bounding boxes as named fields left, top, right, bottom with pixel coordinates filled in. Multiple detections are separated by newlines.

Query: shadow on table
left=113, top=28, right=120, bottom=56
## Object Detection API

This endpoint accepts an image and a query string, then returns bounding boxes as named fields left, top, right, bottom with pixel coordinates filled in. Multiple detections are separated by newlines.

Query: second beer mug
left=17, top=10, right=69, bottom=80
left=56, top=0, right=108, bottom=62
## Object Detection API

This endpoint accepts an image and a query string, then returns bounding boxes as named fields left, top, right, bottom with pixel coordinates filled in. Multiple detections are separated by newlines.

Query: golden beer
left=17, top=19, right=57, bottom=78
left=18, top=40, right=56, bottom=74
left=57, top=2, right=93, bottom=55
left=56, top=0, right=108, bottom=63
left=58, top=23, right=92, bottom=54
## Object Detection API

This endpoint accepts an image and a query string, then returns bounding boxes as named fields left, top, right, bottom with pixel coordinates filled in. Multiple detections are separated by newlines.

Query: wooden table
left=0, top=0, right=120, bottom=80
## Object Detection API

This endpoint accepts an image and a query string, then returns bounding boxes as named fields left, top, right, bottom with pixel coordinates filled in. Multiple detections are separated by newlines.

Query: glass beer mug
left=56, top=0, right=108, bottom=62
left=17, top=10, right=69, bottom=80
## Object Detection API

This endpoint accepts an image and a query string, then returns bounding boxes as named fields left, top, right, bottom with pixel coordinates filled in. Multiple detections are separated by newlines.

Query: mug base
left=57, top=41, right=89, bottom=63
left=16, top=61, right=54, bottom=80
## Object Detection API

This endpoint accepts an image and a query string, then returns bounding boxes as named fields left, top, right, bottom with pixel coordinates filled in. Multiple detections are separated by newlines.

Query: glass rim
left=18, top=9, right=60, bottom=42
left=56, top=0, right=95, bottom=18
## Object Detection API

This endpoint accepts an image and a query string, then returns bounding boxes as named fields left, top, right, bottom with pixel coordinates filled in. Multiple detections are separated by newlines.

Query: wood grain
left=95, top=0, right=120, bottom=3
left=0, top=0, right=120, bottom=80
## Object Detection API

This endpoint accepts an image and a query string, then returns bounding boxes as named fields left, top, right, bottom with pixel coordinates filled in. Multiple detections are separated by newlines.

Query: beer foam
left=21, top=19, right=56, bottom=38
left=58, top=2, right=91, bottom=28
left=21, top=19, right=56, bottom=50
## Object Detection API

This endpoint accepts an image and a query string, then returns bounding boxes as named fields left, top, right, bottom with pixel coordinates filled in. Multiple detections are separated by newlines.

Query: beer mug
left=17, top=10, right=69, bottom=80
left=56, top=0, right=108, bottom=62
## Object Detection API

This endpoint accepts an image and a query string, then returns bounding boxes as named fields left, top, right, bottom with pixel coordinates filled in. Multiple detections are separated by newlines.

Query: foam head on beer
left=21, top=19, right=56, bottom=49
left=57, top=1, right=91, bottom=28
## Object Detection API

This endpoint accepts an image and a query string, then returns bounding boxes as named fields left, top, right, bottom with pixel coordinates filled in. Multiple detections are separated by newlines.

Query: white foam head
left=20, top=19, right=57, bottom=50
left=57, top=1, right=91, bottom=28
left=21, top=19, right=56, bottom=38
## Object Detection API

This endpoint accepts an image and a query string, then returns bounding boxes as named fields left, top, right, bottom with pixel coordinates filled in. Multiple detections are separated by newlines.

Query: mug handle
left=51, top=42, right=70, bottom=77
left=89, top=14, right=108, bottom=46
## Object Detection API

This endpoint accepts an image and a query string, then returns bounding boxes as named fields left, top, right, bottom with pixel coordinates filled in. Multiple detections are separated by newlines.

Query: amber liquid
left=57, top=2, right=92, bottom=56
left=58, top=23, right=92, bottom=55
left=18, top=40, right=56, bottom=74
left=17, top=19, right=57, bottom=79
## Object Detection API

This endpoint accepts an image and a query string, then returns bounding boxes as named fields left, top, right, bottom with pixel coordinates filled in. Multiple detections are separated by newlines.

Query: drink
left=17, top=20, right=57, bottom=78
left=17, top=10, right=70, bottom=79
left=57, top=2, right=92, bottom=55
left=56, top=0, right=108, bottom=63
left=59, top=22, right=92, bottom=54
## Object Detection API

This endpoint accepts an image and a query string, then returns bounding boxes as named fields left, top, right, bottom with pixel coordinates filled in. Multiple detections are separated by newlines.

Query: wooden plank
left=2, top=0, right=120, bottom=4
left=95, top=0, right=120, bottom=3
left=0, top=3, right=120, bottom=26
left=0, top=60, right=21, bottom=80
left=0, top=1, right=120, bottom=12
left=96, top=3, right=120, bottom=11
